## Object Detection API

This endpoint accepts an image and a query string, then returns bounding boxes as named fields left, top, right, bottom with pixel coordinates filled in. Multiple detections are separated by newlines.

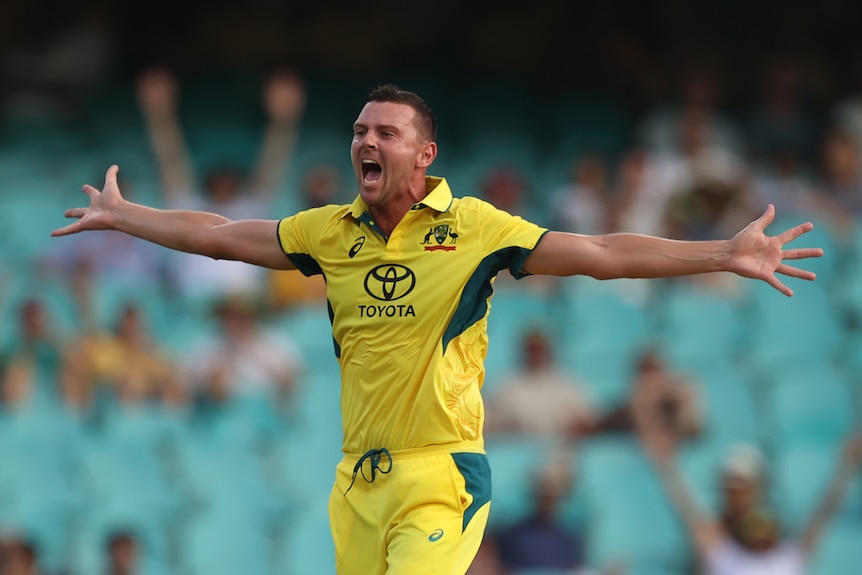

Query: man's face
left=351, top=101, right=428, bottom=208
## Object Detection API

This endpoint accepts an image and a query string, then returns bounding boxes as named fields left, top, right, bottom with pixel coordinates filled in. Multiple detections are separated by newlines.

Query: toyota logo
left=364, top=264, right=416, bottom=301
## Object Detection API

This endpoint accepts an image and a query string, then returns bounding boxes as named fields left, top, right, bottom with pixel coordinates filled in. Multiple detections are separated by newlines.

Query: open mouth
left=362, top=159, right=382, bottom=184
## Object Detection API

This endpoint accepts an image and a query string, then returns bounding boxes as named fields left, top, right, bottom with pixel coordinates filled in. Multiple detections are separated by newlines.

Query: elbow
left=588, top=262, right=624, bottom=281
left=196, top=233, right=230, bottom=261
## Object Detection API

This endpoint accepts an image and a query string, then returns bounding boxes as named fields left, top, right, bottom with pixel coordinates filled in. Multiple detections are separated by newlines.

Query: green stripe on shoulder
left=442, top=246, right=535, bottom=351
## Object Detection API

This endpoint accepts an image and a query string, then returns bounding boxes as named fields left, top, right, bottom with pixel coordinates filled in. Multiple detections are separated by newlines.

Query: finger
left=82, top=184, right=100, bottom=200
left=752, top=204, right=776, bottom=232
left=776, top=263, right=816, bottom=281
left=51, top=221, right=83, bottom=237
left=782, top=247, right=824, bottom=260
left=64, top=208, right=88, bottom=219
left=776, top=221, right=814, bottom=245
left=765, top=274, right=793, bottom=297
left=105, top=164, right=120, bottom=188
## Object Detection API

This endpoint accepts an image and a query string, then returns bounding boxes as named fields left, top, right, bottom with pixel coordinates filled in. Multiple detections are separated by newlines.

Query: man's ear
left=417, top=141, right=437, bottom=168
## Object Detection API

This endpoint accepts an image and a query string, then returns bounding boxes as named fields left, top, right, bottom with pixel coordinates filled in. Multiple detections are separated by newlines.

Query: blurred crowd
left=0, top=59, right=861, bottom=575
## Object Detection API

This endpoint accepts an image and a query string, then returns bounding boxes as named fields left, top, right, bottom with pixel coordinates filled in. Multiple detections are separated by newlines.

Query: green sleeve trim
left=442, top=246, right=535, bottom=352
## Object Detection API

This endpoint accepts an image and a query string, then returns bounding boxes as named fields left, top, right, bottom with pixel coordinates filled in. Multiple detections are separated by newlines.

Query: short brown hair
left=367, top=84, right=437, bottom=142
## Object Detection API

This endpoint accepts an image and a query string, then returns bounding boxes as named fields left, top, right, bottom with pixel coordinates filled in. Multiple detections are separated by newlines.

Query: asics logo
left=428, top=529, right=444, bottom=542
left=348, top=236, right=366, bottom=258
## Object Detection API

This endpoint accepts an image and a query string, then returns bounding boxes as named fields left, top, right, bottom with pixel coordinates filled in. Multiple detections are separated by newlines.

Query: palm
left=729, top=204, right=823, bottom=296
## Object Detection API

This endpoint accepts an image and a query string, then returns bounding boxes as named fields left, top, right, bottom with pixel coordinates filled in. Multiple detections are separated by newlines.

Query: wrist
left=713, top=239, right=733, bottom=272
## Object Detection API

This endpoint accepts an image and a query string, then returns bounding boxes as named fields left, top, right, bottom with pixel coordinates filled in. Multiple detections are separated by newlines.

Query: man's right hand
left=137, top=67, right=178, bottom=117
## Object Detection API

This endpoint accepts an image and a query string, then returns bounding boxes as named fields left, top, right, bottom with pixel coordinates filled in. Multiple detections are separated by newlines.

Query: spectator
left=494, top=460, right=605, bottom=575
left=747, top=149, right=822, bottom=224
left=66, top=302, right=184, bottom=407
left=818, top=127, right=862, bottom=231
left=591, top=347, right=703, bottom=443
left=478, top=166, right=541, bottom=223
left=642, top=423, right=862, bottom=575
left=716, top=443, right=769, bottom=542
left=746, top=56, right=821, bottom=172
left=0, top=536, right=42, bottom=575
left=616, top=108, right=749, bottom=240
left=298, top=163, right=347, bottom=209
left=183, top=294, right=304, bottom=403
left=103, top=530, right=140, bottom=575
left=637, top=64, right=744, bottom=157
left=136, top=65, right=305, bottom=304
left=464, top=537, right=505, bottom=575
left=0, top=358, right=35, bottom=413
left=1, top=298, right=68, bottom=400
left=547, top=153, right=612, bottom=236
left=484, top=327, right=597, bottom=443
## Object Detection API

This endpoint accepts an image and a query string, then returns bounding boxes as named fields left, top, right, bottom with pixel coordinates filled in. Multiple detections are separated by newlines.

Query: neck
left=369, top=175, right=429, bottom=238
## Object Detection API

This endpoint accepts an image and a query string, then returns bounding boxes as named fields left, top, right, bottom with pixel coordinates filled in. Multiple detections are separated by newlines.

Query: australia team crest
left=421, top=224, right=458, bottom=251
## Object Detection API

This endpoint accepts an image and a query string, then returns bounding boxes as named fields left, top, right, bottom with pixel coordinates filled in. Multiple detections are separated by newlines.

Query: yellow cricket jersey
left=277, top=176, right=547, bottom=455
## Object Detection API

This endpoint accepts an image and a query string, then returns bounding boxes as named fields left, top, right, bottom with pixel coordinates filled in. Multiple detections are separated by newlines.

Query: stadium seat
left=484, top=435, right=562, bottom=529
left=576, top=437, right=689, bottom=572
left=558, top=285, right=651, bottom=362
left=77, top=437, right=182, bottom=526
left=807, top=520, right=862, bottom=575
left=272, top=304, right=340, bottom=378
left=0, top=451, right=81, bottom=574
left=69, top=504, right=175, bottom=575
left=172, top=439, right=285, bottom=532
left=273, top=499, right=336, bottom=575
left=743, top=276, right=844, bottom=370
left=0, top=180, right=70, bottom=265
left=763, top=378, right=855, bottom=450
left=179, top=515, right=272, bottom=575
left=269, top=375, right=343, bottom=510
left=772, top=441, right=862, bottom=534
left=693, top=375, right=760, bottom=447
left=484, top=286, right=558, bottom=391
left=653, top=285, right=748, bottom=364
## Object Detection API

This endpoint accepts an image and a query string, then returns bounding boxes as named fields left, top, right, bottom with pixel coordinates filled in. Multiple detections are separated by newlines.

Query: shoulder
left=279, top=203, right=351, bottom=228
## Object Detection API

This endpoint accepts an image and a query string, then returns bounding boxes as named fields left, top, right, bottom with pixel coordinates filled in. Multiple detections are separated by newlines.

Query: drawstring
left=344, top=448, right=392, bottom=495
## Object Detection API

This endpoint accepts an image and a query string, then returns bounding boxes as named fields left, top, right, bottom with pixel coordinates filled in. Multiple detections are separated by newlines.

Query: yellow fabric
left=277, top=176, right=547, bottom=455
left=328, top=450, right=491, bottom=575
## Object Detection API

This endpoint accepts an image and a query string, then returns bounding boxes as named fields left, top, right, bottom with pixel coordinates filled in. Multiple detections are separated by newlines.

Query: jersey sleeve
left=276, top=208, right=332, bottom=276
left=473, top=200, right=548, bottom=278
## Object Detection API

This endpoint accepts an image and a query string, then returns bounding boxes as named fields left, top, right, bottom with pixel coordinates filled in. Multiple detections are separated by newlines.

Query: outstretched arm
left=798, top=433, right=862, bottom=554
left=524, top=204, right=823, bottom=296
left=137, top=66, right=196, bottom=201
left=51, top=165, right=296, bottom=271
left=641, top=428, right=724, bottom=559
left=248, top=69, right=305, bottom=198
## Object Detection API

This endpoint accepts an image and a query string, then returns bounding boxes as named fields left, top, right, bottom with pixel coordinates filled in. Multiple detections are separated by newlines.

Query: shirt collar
left=342, top=176, right=453, bottom=221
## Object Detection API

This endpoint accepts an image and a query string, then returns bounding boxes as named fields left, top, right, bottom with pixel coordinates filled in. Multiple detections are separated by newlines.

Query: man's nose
left=360, top=133, right=378, bottom=149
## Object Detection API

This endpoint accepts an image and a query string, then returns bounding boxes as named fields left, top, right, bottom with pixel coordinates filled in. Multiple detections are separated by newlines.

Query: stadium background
left=1, top=1, right=861, bottom=574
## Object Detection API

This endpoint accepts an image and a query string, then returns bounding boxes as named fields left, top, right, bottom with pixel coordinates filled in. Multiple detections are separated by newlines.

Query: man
left=52, top=84, right=823, bottom=575
left=640, top=422, right=862, bottom=575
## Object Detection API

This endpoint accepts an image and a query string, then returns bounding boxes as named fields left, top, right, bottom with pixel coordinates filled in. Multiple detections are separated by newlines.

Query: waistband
left=342, top=441, right=485, bottom=465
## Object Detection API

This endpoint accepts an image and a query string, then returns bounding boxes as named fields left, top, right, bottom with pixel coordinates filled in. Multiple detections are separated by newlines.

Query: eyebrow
left=353, top=122, right=403, bottom=133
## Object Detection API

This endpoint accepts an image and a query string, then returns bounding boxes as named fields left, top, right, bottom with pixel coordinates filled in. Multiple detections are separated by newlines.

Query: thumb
left=752, top=203, right=775, bottom=232
left=104, top=164, right=120, bottom=190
